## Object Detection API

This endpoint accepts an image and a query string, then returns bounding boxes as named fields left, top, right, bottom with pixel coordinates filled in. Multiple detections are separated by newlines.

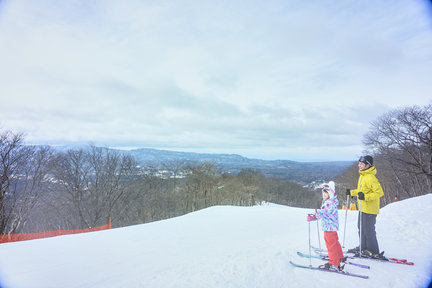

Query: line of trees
left=0, top=130, right=319, bottom=234
left=0, top=134, right=138, bottom=234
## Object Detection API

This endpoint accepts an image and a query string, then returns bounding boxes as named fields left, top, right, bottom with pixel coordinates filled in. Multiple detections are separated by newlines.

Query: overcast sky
left=0, top=0, right=431, bottom=161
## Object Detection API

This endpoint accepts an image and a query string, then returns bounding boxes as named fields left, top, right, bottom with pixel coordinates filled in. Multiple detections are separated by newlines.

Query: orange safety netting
left=0, top=222, right=111, bottom=244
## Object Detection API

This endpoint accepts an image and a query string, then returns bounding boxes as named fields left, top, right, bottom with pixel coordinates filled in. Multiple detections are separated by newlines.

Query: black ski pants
left=358, top=212, right=380, bottom=254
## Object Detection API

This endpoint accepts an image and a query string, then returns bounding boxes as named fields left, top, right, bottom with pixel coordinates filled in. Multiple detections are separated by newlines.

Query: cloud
left=0, top=0, right=431, bottom=161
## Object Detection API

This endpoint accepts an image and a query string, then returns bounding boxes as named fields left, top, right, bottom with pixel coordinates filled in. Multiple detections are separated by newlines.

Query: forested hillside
left=125, top=148, right=352, bottom=183
left=0, top=132, right=322, bottom=234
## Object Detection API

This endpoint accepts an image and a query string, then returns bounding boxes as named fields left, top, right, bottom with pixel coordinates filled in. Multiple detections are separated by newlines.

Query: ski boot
left=362, top=250, right=386, bottom=260
left=319, top=262, right=345, bottom=272
left=347, top=246, right=359, bottom=254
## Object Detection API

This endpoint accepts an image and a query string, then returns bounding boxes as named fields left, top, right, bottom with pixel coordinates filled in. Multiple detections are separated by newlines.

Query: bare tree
left=53, top=146, right=137, bottom=228
left=54, top=148, right=92, bottom=228
left=0, top=130, right=55, bottom=234
left=363, top=104, right=432, bottom=196
left=87, top=146, right=136, bottom=226
left=184, top=162, right=221, bottom=211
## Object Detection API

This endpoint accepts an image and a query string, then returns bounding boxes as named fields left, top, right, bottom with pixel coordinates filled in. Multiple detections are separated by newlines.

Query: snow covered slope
left=0, top=194, right=431, bottom=288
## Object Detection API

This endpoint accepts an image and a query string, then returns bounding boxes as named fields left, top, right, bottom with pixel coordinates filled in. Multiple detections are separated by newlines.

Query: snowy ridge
left=0, top=195, right=431, bottom=288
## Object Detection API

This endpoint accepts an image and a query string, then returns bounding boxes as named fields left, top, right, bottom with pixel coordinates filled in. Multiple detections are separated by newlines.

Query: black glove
left=346, top=189, right=351, bottom=196
left=358, top=192, right=365, bottom=200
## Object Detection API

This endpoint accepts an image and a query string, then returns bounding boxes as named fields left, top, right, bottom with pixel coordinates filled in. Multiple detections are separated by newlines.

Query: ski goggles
left=358, top=156, right=372, bottom=166
left=322, top=184, right=330, bottom=192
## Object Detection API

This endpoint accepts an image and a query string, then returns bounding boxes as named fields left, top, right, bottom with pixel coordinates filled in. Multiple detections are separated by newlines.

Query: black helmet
left=359, top=155, right=373, bottom=166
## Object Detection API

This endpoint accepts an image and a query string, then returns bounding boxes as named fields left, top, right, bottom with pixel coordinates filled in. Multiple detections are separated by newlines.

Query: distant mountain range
left=124, top=148, right=353, bottom=184
left=51, top=145, right=353, bottom=184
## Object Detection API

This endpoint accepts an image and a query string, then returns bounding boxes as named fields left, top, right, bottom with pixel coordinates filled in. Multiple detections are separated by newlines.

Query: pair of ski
left=297, top=251, right=370, bottom=269
left=312, top=246, right=414, bottom=265
left=290, top=252, right=370, bottom=279
left=291, top=248, right=414, bottom=279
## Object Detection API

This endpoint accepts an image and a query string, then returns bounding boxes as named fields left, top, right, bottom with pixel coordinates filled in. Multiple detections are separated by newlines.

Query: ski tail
left=350, top=252, right=415, bottom=265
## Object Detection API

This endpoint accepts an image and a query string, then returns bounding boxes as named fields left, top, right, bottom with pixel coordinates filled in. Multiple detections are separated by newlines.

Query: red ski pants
left=324, top=231, right=344, bottom=266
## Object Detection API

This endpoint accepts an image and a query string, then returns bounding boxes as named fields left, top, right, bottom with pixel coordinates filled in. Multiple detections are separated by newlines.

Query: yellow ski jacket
left=350, top=166, right=384, bottom=215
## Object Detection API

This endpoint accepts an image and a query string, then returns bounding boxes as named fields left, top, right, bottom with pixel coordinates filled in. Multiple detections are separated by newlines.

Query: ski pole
left=308, top=220, right=312, bottom=267
left=343, top=193, right=350, bottom=247
left=359, top=198, right=362, bottom=258
left=315, top=209, right=321, bottom=251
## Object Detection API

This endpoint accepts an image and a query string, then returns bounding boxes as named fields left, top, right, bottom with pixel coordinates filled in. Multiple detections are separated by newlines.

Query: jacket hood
left=359, top=165, right=377, bottom=176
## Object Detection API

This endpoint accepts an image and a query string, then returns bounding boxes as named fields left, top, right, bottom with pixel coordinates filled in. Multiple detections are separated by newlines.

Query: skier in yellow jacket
left=347, top=155, right=384, bottom=258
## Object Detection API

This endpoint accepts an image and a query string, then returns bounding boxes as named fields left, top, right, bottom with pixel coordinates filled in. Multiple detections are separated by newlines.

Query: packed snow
left=0, top=194, right=431, bottom=288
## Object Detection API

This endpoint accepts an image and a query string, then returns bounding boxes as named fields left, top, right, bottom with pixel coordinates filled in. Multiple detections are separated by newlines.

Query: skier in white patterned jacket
left=308, top=181, right=344, bottom=271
